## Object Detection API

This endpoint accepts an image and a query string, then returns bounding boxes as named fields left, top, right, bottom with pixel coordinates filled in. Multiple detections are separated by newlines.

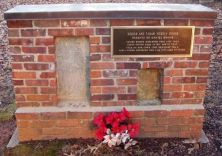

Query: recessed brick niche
left=5, top=3, right=217, bottom=141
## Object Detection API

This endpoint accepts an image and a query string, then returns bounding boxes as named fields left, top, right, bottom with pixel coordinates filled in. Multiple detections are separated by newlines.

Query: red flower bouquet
left=93, top=108, right=140, bottom=149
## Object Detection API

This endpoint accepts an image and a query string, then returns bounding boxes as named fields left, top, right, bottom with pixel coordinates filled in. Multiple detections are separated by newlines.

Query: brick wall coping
left=4, top=3, right=217, bottom=20
left=16, top=104, right=204, bottom=113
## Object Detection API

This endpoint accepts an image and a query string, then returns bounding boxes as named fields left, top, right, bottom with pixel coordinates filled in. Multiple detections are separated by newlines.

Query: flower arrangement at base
left=93, top=107, right=140, bottom=149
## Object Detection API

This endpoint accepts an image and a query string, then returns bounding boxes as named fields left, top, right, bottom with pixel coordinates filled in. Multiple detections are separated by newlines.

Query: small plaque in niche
left=111, top=26, right=195, bottom=57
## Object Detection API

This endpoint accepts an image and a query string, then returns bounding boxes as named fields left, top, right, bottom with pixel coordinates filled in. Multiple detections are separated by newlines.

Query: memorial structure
left=4, top=3, right=217, bottom=141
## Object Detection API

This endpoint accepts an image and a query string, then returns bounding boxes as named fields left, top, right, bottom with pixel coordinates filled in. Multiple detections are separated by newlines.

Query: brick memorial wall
left=5, top=3, right=217, bottom=141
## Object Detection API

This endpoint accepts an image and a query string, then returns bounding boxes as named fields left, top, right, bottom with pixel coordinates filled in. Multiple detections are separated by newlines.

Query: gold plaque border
left=111, top=26, right=195, bottom=58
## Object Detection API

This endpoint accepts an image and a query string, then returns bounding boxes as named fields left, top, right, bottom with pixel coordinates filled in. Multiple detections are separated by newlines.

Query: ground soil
left=0, top=1, right=222, bottom=156
left=0, top=120, right=16, bottom=155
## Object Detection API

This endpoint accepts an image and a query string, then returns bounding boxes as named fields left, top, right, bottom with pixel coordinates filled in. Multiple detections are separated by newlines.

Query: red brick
left=16, top=113, right=40, bottom=120
left=191, top=54, right=211, bottom=60
left=163, top=77, right=171, bottom=84
left=7, top=20, right=32, bottom=28
left=195, top=28, right=201, bottom=35
left=202, top=28, right=213, bottom=35
left=17, top=102, right=40, bottom=107
left=21, top=29, right=46, bottom=37
left=48, top=29, right=75, bottom=36
left=12, top=55, right=34, bottom=62
left=164, top=19, right=188, bottom=26
left=165, top=69, right=183, bottom=76
left=38, top=55, right=55, bottom=62
left=129, top=70, right=137, bottom=77
left=184, top=84, right=206, bottom=91
left=117, top=63, right=141, bottom=69
left=55, top=120, right=78, bottom=127
left=90, top=19, right=107, bottom=26
left=144, top=111, right=169, bottom=118
left=196, top=77, right=208, bottom=83
left=91, top=79, right=114, bottom=86
left=185, top=69, right=208, bottom=76
left=199, top=62, right=209, bottom=68
left=34, top=20, right=60, bottom=27
left=15, top=95, right=25, bottom=101
left=40, top=72, right=56, bottom=78
left=9, top=38, right=33, bottom=46
left=75, top=28, right=94, bottom=36
left=27, top=95, right=50, bottom=101
left=35, top=38, right=54, bottom=46
left=41, top=112, right=66, bottom=120
left=90, top=71, right=102, bottom=78
left=102, top=87, right=126, bottom=94
left=15, top=87, right=37, bottom=94
left=48, top=46, right=55, bottom=54
left=90, top=54, right=101, bottom=61
left=67, top=112, right=92, bottom=119
left=170, top=110, right=193, bottom=117
left=171, top=92, right=193, bottom=98
left=117, top=94, right=136, bottom=100
left=174, top=62, right=197, bottom=68
left=24, top=63, right=49, bottom=70
left=111, top=20, right=134, bottom=26
left=90, top=87, right=101, bottom=94
left=130, top=111, right=144, bottom=118
left=12, top=72, right=36, bottom=79
left=149, top=62, right=172, bottom=68
left=90, top=45, right=110, bottom=53
left=91, top=94, right=114, bottom=101
left=199, top=45, right=211, bottom=53
left=22, top=47, right=46, bottom=54
left=127, top=86, right=137, bottom=94
left=42, top=128, right=67, bottom=136
left=194, top=109, right=205, bottom=116
left=26, top=80, right=49, bottom=86
left=172, top=77, right=195, bottom=83
left=8, top=29, right=19, bottom=37
left=103, top=70, right=128, bottom=78
left=117, top=79, right=137, bottom=85
left=61, top=20, right=89, bottom=27
left=96, top=28, right=110, bottom=35
left=102, top=54, right=112, bottom=60
left=102, top=37, right=110, bottom=44
left=190, top=20, right=214, bottom=27
left=163, top=85, right=182, bottom=92
left=162, top=99, right=181, bottom=105
left=90, top=62, right=114, bottom=69
left=11, top=63, right=22, bottom=69
left=180, top=99, right=202, bottom=104
left=89, top=36, right=100, bottom=44
left=136, top=19, right=161, bottom=26
left=194, top=36, right=213, bottom=44
left=9, top=47, right=21, bottom=54
left=13, top=80, right=24, bottom=85
left=50, top=80, right=57, bottom=86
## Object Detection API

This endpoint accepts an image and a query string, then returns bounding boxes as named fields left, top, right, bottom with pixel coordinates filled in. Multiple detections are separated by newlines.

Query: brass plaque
left=111, top=26, right=195, bottom=57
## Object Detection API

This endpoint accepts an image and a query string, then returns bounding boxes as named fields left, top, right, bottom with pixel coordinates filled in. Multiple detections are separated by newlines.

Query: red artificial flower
left=122, top=107, right=130, bottom=118
left=95, top=128, right=105, bottom=141
left=95, top=124, right=107, bottom=140
left=105, top=113, right=114, bottom=124
left=111, top=121, right=120, bottom=133
left=93, top=113, right=105, bottom=127
left=119, top=112, right=127, bottom=122
left=120, top=125, right=127, bottom=132
left=128, top=123, right=140, bottom=138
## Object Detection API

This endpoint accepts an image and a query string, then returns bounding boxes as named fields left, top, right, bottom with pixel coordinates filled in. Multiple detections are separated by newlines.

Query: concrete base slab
left=183, top=129, right=209, bottom=144
left=7, top=128, right=19, bottom=148
left=198, top=130, right=209, bottom=144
